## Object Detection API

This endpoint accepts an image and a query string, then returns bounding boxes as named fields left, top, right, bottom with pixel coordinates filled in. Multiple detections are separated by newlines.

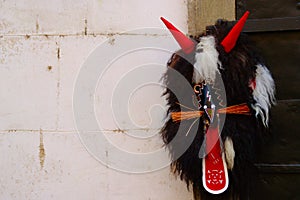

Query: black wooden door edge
left=255, top=163, right=300, bottom=174
left=243, top=17, right=300, bottom=33
left=205, top=17, right=300, bottom=34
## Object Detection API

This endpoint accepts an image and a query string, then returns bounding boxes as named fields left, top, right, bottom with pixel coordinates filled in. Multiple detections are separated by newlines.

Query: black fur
left=161, top=20, right=271, bottom=200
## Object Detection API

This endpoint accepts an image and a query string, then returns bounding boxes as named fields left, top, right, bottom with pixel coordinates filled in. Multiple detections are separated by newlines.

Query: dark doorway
left=237, top=1, right=300, bottom=199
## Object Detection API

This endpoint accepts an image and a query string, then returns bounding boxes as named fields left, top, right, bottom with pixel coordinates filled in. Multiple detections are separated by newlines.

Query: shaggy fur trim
left=194, top=36, right=221, bottom=84
left=224, top=137, right=235, bottom=170
left=251, top=64, right=276, bottom=126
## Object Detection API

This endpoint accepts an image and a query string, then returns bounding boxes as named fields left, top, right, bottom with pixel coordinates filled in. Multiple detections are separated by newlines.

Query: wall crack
left=39, top=129, right=46, bottom=169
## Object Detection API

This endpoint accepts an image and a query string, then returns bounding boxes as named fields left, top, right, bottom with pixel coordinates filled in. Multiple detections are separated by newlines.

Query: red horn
left=160, top=17, right=195, bottom=54
left=221, top=11, right=250, bottom=53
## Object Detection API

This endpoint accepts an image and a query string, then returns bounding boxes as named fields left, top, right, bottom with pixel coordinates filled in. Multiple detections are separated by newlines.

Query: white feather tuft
left=194, top=36, right=221, bottom=84
left=224, top=137, right=235, bottom=170
left=251, top=64, right=276, bottom=126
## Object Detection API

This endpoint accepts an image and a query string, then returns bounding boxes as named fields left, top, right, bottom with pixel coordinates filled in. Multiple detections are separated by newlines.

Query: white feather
left=251, top=64, right=276, bottom=126
left=224, top=137, right=235, bottom=170
left=194, top=36, right=221, bottom=84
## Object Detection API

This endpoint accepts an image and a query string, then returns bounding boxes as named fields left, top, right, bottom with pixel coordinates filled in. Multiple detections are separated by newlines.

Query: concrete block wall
left=0, top=0, right=193, bottom=199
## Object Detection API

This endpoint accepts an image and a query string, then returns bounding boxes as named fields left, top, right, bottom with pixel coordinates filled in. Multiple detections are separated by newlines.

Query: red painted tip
left=160, top=17, right=195, bottom=54
left=221, top=11, right=250, bottom=53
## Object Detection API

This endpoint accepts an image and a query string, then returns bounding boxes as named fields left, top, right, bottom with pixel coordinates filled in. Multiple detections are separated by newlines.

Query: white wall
left=0, top=0, right=193, bottom=199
